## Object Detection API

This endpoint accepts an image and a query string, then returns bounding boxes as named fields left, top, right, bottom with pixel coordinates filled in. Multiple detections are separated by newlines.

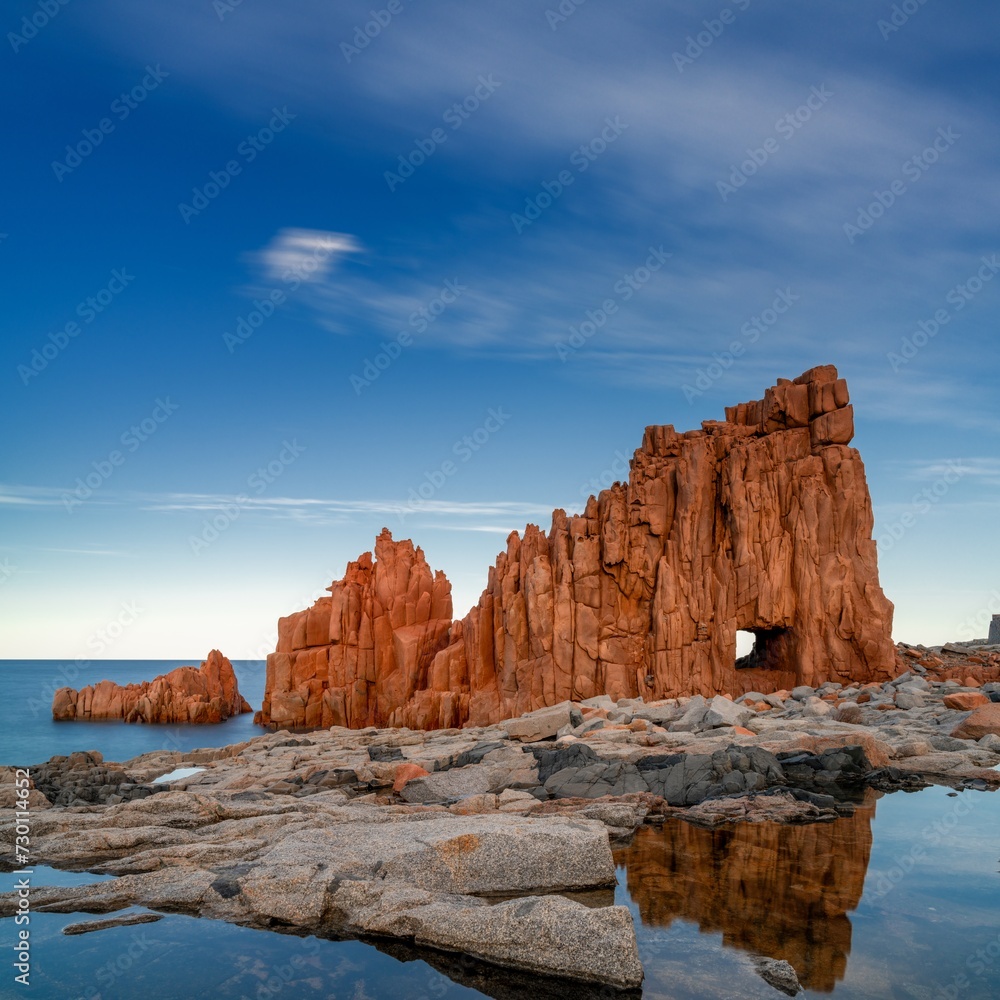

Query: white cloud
left=39, top=548, right=132, bottom=557
left=251, top=228, right=361, bottom=285
left=888, top=458, right=1000, bottom=484
left=0, top=485, right=71, bottom=507
left=0, top=484, right=561, bottom=526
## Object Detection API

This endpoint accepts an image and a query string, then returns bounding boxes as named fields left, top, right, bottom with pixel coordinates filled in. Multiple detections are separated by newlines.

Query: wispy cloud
left=38, top=547, right=132, bottom=556
left=888, top=458, right=1000, bottom=484
left=0, top=484, right=563, bottom=526
left=248, top=228, right=361, bottom=285
left=0, top=485, right=73, bottom=507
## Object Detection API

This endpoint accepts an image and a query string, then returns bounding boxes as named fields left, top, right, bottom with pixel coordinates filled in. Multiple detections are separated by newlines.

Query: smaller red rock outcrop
left=52, top=650, right=252, bottom=724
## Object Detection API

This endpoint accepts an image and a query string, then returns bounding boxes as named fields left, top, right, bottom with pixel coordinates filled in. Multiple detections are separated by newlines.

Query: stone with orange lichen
left=392, top=762, right=430, bottom=792
left=951, top=703, right=1000, bottom=741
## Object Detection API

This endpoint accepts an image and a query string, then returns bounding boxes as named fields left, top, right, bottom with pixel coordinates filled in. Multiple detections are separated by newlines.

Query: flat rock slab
left=504, top=703, right=574, bottom=742
left=63, top=912, right=164, bottom=935
left=0, top=790, right=636, bottom=988
left=336, top=882, right=643, bottom=988
left=891, top=752, right=1000, bottom=787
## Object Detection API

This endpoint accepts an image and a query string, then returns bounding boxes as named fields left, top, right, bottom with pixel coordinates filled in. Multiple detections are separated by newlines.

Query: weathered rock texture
left=257, top=366, right=894, bottom=731
left=52, top=650, right=251, bottom=724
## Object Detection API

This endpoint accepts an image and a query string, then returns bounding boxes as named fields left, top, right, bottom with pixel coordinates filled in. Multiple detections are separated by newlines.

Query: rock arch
left=256, top=365, right=894, bottom=730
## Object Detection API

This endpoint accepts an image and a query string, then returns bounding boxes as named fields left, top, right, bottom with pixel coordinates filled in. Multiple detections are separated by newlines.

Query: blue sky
left=2, top=0, right=999, bottom=659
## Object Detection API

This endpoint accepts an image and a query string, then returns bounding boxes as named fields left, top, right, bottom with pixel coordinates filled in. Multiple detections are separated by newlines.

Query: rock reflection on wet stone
left=614, top=791, right=878, bottom=992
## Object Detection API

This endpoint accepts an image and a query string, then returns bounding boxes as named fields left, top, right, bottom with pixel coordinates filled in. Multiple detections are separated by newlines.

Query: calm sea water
left=0, top=660, right=267, bottom=767
left=1, top=662, right=998, bottom=998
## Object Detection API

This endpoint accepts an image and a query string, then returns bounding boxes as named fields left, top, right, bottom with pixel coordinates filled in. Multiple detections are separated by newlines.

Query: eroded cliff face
left=256, top=365, right=894, bottom=730
left=52, top=650, right=251, bottom=724
left=260, top=538, right=457, bottom=730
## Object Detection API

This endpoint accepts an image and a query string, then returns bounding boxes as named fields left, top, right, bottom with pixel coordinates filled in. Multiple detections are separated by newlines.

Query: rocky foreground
left=5, top=660, right=1000, bottom=991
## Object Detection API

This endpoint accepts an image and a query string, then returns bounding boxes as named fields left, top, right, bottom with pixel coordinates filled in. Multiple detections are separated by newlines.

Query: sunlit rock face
left=52, top=650, right=251, bottom=724
left=613, top=792, right=878, bottom=992
left=256, top=365, right=894, bottom=730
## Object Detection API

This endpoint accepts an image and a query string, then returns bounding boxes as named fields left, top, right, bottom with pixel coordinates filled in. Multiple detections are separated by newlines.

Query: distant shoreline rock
left=51, top=649, right=252, bottom=724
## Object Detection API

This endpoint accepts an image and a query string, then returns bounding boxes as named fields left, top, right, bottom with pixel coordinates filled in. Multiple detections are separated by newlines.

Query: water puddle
left=150, top=766, right=205, bottom=783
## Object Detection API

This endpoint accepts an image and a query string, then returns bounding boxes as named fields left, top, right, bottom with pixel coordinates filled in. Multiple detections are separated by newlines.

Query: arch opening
left=735, top=626, right=791, bottom=671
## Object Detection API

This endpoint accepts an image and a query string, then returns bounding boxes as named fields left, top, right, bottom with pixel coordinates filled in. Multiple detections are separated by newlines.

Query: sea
left=0, top=660, right=268, bottom=768
left=2, top=660, right=999, bottom=999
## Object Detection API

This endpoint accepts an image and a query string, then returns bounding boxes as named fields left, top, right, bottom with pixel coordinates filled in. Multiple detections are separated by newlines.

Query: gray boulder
left=335, top=882, right=644, bottom=988
left=977, top=733, right=1000, bottom=753
left=400, top=751, right=538, bottom=804
left=669, top=695, right=708, bottom=732
left=802, top=697, right=834, bottom=718
left=703, top=695, right=751, bottom=729
left=753, top=957, right=802, bottom=995
left=545, top=760, right=647, bottom=799
left=579, top=695, right=615, bottom=710
left=504, top=702, right=575, bottom=742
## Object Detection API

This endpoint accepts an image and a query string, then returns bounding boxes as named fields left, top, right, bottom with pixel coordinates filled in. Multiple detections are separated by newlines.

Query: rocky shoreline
left=4, top=663, right=1000, bottom=990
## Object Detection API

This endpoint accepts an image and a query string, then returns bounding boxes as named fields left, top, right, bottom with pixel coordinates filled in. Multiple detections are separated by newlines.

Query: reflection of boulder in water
left=614, top=792, right=877, bottom=992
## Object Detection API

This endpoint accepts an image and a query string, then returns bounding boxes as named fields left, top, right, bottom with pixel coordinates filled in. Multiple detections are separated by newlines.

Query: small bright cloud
left=254, top=228, right=361, bottom=284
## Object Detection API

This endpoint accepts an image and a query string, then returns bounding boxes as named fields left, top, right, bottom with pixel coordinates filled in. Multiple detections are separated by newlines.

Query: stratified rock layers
left=257, top=365, right=894, bottom=731
left=53, top=650, right=252, bottom=724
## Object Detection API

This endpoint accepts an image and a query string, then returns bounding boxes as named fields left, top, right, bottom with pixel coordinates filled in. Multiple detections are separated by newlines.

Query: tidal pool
left=3, top=785, right=997, bottom=999
left=615, top=784, right=1000, bottom=999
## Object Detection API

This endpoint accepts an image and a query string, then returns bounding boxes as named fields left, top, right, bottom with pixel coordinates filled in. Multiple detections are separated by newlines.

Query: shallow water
left=149, top=766, right=206, bottom=783
left=615, top=785, right=1000, bottom=998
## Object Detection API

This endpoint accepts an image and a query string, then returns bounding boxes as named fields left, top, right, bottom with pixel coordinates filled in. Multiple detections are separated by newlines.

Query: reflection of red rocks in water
left=613, top=793, right=878, bottom=992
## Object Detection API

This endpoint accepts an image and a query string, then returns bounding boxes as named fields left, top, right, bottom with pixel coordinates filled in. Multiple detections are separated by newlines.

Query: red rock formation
left=256, top=365, right=895, bottom=730
left=259, top=535, right=456, bottom=730
left=53, top=650, right=252, bottom=724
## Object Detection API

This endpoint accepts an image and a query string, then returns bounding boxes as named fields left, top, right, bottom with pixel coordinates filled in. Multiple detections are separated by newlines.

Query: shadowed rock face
left=613, top=792, right=878, bottom=992
left=256, top=365, right=894, bottom=730
left=52, top=650, right=252, bottom=724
